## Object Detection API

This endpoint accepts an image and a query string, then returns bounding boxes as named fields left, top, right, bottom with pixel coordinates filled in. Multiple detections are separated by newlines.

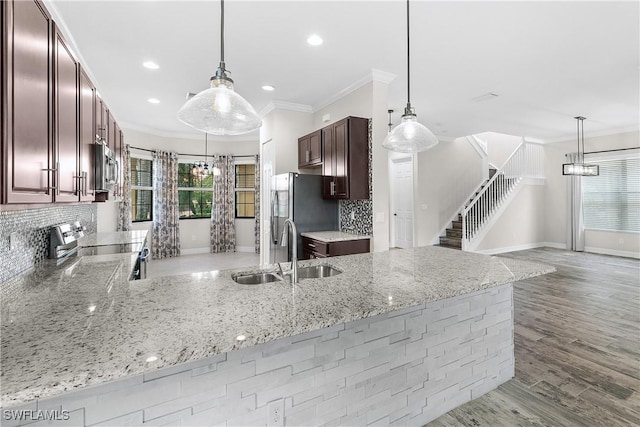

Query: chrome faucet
left=280, top=218, right=298, bottom=283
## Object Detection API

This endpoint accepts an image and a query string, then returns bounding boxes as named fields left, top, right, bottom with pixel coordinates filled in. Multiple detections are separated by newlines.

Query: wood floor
left=428, top=247, right=640, bottom=427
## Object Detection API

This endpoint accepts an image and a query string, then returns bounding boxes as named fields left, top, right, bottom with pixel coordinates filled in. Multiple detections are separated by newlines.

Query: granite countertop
left=78, top=230, right=148, bottom=247
left=0, top=246, right=554, bottom=407
left=301, top=230, right=371, bottom=242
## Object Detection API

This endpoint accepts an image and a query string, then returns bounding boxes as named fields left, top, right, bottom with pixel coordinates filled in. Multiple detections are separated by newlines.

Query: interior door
left=392, top=157, right=414, bottom=248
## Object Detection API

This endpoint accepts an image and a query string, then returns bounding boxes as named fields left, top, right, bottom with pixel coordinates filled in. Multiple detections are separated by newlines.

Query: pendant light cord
left=220, top=0, right=225, bottom=64
left=406, top=0, right=411, bottom=108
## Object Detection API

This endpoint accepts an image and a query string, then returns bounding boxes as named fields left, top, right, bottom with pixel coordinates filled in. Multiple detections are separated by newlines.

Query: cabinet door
left=321, top=125, right=334, bottom=198
left=107, top=111, right=116, bottom=153
left=78, top=66, right=95, bottom=200
left=308, top=130, right=322, bottom=164
left=95, top=95, right=107, bottom=143
left=53, top=26, right=79, bottom=202
left=333, top=119, right=349, bottom=198
left=2, top=0, right=54, bottom=203
left=298, top=134, right=310, bottom=168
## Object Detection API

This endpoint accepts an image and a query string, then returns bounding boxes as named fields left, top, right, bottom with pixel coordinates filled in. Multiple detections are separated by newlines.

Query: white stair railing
left=461, top=139, right=542, bottom=250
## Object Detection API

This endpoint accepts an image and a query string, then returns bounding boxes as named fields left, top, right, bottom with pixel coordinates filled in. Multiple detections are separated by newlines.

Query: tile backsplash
left=0, top=204, right=97, bottom=284
left=339, top=119, right=373, bottom=236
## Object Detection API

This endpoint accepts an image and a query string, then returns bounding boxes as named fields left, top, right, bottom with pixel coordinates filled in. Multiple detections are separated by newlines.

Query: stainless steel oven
left=94, top=143, right=118, bottom=192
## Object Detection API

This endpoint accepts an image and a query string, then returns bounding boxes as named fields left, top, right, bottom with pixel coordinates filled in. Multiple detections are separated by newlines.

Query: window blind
left=583, top=157, right=640, bottom=232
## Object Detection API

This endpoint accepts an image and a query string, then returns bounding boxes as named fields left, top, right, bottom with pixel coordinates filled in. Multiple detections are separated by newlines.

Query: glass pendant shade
left=382, top=112, right=438, bottom=153
left=178, top=78, right=262, bottom=135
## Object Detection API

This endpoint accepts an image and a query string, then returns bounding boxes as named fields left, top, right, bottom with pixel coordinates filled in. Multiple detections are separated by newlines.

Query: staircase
left=438, top=140, right=544, bottom=251
left=439, top=168, right=497, bottom=249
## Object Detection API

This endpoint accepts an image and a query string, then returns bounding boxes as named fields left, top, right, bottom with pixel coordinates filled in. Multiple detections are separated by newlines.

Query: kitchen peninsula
left=0, top=246, right=554, bottom=426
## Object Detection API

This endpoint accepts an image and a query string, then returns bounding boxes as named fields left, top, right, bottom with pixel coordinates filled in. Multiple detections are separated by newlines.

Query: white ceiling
left=48, top=1, right=640, bottom=143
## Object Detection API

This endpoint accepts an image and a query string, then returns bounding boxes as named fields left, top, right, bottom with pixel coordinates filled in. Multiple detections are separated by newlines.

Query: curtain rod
left=584, top=147, right=639, bottom=155
left=129, top=145, right=257, bottom=159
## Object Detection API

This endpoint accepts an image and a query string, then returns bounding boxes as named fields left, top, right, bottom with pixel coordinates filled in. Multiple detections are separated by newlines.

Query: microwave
left=94, top=143, right=118, bottom=192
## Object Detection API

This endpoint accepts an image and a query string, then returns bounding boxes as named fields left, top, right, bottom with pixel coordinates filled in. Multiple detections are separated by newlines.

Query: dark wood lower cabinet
left=302, top=237, right=370, bottom=260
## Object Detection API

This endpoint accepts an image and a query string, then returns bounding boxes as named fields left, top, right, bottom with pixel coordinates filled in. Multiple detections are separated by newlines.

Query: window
left=583, top=156, right=639, bottom=232
left=235, top=163, right=256, bottom=218
left=131, top=157, right=153, bottom=222
left=178, top=163, right=214, bottom=219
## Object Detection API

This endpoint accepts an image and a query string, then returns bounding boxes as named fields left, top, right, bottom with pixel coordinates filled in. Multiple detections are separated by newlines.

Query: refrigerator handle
left=270, top=191, right=279, bottom=244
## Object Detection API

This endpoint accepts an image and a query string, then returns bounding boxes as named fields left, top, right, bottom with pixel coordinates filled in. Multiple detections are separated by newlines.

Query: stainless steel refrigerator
left=270, top=173, right=339, bottom=264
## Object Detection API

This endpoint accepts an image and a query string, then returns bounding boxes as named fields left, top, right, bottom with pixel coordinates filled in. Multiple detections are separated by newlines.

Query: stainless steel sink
left=297, top=264, right=342, bottom=279
left=232, top=272, right=282, bottom=285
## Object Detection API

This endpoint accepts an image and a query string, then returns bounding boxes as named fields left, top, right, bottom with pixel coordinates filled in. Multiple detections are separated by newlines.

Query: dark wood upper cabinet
left=78, top=66, right=95, bottom=201
left=53, top=25, right=79, bottom=202
left=1, top=0, right=55, bottom=203
left=298, top=129, right=322, bottom=168
left=322, top=117, right=369, bottom=200
left=95, top=95, right=106, bottom=143
left=107, top=111, right=116, bottom=153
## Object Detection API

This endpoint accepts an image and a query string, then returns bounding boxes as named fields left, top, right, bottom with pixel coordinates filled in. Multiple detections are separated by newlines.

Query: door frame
left=389, top=155, right=416, bottom=249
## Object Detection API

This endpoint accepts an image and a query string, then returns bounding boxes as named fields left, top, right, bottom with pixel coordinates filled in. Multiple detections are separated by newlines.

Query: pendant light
left=383, top=0, right=438, bottom=153
left=562, top=116, right=599, bottom=176
left=192, top=134, right=211, bottom=177
left=177, top=0, right=262, bottom=135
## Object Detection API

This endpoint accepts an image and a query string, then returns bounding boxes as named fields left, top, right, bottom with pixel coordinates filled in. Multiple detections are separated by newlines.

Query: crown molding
left=313, top=69, right=396, bottom=113
left=543, top=124, right=640, bottom=144
left=120, top=121, right=259, bottom=143
left=259, top=101, right=313, bottom=118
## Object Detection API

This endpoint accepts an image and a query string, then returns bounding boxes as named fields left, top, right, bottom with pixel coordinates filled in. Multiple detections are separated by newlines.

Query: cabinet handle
left=83, top=171, right=88, bottom=196
left=73, top=173, right=84, bottom=196
left=42, top=164, right=59, bottom=192
left=330, top=181, right=335, bottom=196
left=306, top=150, right=310, bottom=162
left=307, top=243, right=316, bottom=248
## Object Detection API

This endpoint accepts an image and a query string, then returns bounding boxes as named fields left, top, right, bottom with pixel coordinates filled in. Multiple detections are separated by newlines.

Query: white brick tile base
left=7, top=284, right=514, bottom=426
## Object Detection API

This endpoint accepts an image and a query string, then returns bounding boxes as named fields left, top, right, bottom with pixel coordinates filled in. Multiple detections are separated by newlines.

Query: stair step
left=446, top=228, right=462, bottom=238
left=439, top=236, right=462, bottom=249
left=451, top=220, right=462, bottom=229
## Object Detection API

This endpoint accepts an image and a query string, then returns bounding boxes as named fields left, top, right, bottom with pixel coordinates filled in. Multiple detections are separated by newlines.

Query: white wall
left=415, top=137, right=485, bottom=246
left=474, top=183, right=546, bottom=253
left=476, top=132, right=522, bottom=169
left=544, top=130, right=640, bottom=258
left=116, top=129, right=260, bottom=253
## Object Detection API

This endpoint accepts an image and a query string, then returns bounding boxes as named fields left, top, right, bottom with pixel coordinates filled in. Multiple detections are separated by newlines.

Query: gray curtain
left=117, top=144, right=132, bottom=231
left=566, top=153, right=585, bottom=251
left=152, top=150, right=180, bottom=258
left=211, top=155, right=236, bottom=253
left=254, top=155, right=260, bottom=253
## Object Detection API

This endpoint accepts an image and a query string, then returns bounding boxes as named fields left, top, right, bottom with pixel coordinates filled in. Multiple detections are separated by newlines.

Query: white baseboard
left=473, top=241, right=639, bottom=259
left=584, top=246, right=640, bottom=259
left=472, top=242, right=547, bottom=255
left=181, top=246, right=257, bottom=255
left=181, top=247, right=210, bottom=255
left=541, top=242, right=567, bottom=250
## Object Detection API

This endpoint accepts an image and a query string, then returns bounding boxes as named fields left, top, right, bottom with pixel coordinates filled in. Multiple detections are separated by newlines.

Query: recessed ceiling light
left=147, top=98, right=160, bottom=104
left=143, top=61, right=159, bottom=70
left=262, top=85, right=275, bottom=92
left=146, top=355, right=158, bottom=363
left=307, top=34, right=323, bottom=46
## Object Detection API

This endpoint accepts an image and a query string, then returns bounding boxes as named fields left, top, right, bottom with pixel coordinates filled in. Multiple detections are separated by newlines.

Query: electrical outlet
left=268, top=399, right=284, bottom=427
left=421, top=204, right=428, bottom=210
left=350, top=211, right=355, bottom=221
left=619, top=237, right=624, bottom=244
